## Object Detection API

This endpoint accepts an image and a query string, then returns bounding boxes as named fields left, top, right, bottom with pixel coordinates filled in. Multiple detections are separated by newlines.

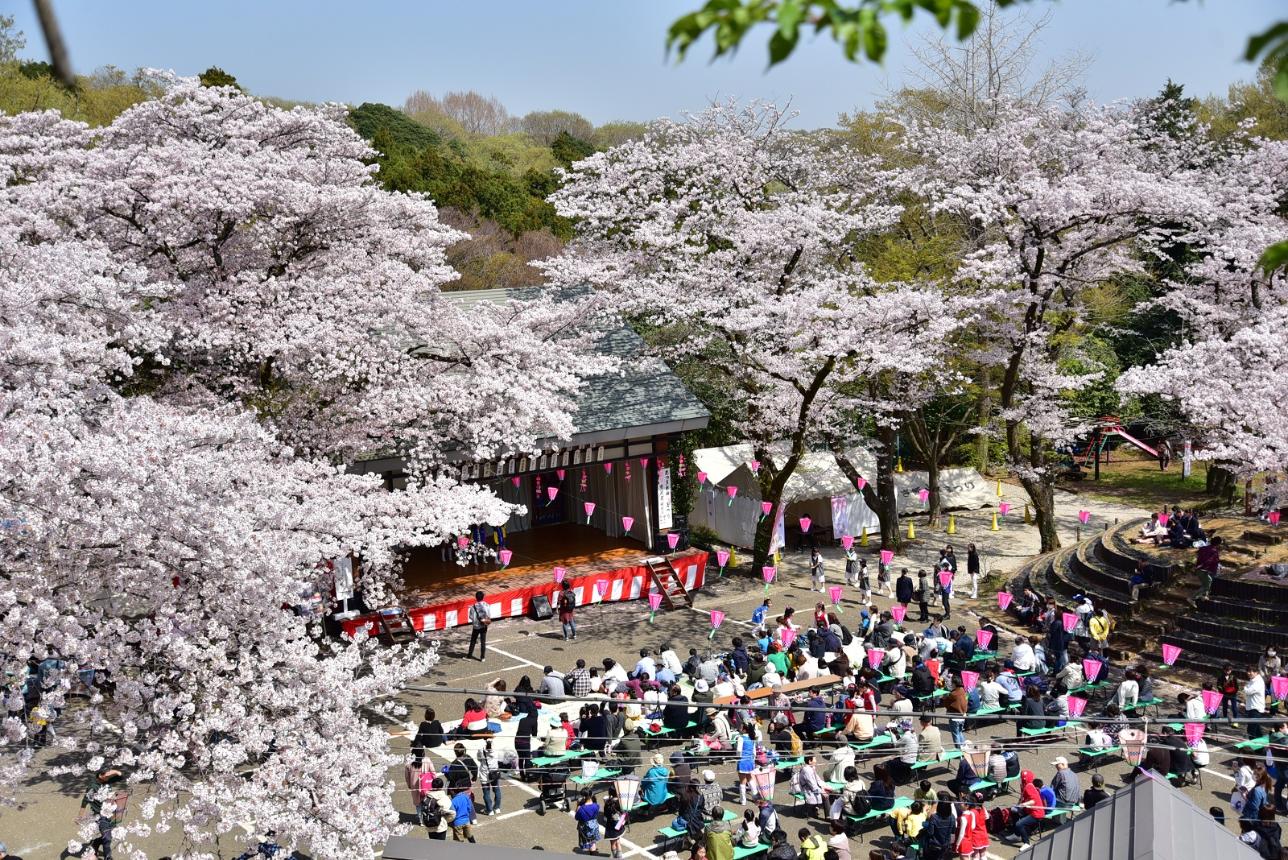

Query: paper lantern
left=556, top=468, right=565, bottom=480
left=648, top=592, right=663, bottom=610
left=1066, top=695, right=1087, bottom=717
left=726, top=486, right=738, bottom=506
left=799, top=516, right=812, bottom=533
left=781, top=628, right=797, bottom=649
left=511, top=476, right=521, bottom=487
left=918, top=488, right=929, bottom=503
left=1185, top=722, right=1205, bottom=745
left=1161, top=643, right=1181, bottom=666
left=553, top=566, right=566, bottom=583
left=879, top=549, right=894, bottom=565
left=890, top=605, right=906, bottom=623
left=1201, top=689, right=1223, bottom=715
left=666, top=532, right=680, bottom=550
left=716, top=549, right=730, bottom=569
left=762, top=565, right=776, bottom=583
left=1062, top=611, right=1078, bottom=632
left=1082, top=658, right=1103, bottom=683
left=997, top=591, right=1013, bottom=610
left=975, top=629, right=993, bottom=650
left=1272, top=511, right=1283, bottom=526
left=710, top=610, right=725, bottom=630
left=639, top=457, right=649, bottom=469
left=938, top=570, right=952, bottom=588
left=1078, top=510, right=1090, bottom=525
left=998, top=502, right=1011, bottom=515
left=828, top=585, right=843, bottom=605
left=546, top=486, right=559, bottom=502
left=855, top=476, right=867, bottom=491
left=595, top=579, right=609, bottom=597
left=498, top=549, right=512, bottom=568
left=456, top=535, right=468, bottom=549
left=604, top=462, right=613, bottom=474
left=840, top=535, right=854, bottom=550
left=867, top=648, right=885, bottom=669
left=697, top=470, right=708, bottom=485
left=1272, top=676, right=1288, bottom=701
left=761, top=501, right=773, bottom=517
left=1158, top=512, right=1169, bottom=526
left=583, top=501, right=596, bottom=522
left=960, top=670, right=980, bottom=692
left=621, top=516, right=634, bottom=532
left=749, top=459, right=761, bottom=473
left=624, top=462, right=631, bottom=481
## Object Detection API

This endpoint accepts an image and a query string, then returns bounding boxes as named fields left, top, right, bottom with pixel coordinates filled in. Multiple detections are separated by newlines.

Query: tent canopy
left=1019, top=774, right=1259, bottom=860
left=692, top=442, right=875, bottom=502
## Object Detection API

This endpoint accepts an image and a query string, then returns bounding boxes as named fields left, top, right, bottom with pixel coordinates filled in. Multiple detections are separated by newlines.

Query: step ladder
left=645, top=556, right=692, bottom=609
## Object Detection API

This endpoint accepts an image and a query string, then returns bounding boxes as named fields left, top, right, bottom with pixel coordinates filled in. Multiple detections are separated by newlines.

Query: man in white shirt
left=602, top=658, right=629, bottom=689
left=633, top=648, right=657, bottom=680
left=660, top=645, right=684, bottom=678
left=1244, top=669, right=1267, bottom=736
left=917, top=715, right=944, bottom=761
left=1011, top=636, right=1037, bottom=673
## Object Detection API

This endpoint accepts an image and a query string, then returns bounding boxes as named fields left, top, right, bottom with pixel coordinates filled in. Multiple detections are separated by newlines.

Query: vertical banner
left=769, top=505, right=786, bottom=554
left=1182, top=440, right=1193, bottom=479
left=656, top=466, right=674, bottom=531
left=334, top=556, right=355, bottom=602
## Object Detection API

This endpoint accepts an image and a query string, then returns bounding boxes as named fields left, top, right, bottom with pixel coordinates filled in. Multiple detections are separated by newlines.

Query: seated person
left=1133, top=513, right=1169, bottom=544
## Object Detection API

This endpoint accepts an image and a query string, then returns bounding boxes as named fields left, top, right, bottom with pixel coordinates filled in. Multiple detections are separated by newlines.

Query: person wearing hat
left=1082, top=773, right=1110, bottom=808
left=542, top=712, right=568, bottom=757
left=696, top=769, right=724, bottom=816
left=641, top=753, right=671, bottom=808
left=1050, top=756, right=1082, bottom=807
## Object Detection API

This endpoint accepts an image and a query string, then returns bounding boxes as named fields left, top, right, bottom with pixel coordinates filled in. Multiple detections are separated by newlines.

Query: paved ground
left=3, top=484, right=1250, bottom=859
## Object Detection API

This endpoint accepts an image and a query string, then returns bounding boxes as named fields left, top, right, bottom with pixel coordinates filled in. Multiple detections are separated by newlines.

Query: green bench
left=1077, top=746, right=1121, bottom=770
left=532, top=748, right=592, bottom=767
left=847, top=795, right=913, bottom=842
left=641, top=719, right=697, bottom=739
left=850, top=733, right=893, bottom=752
left=1236, top=736, right=1271, bottom=751
left=1037, top=806, right=1076, bottom=835
left=1123, top=697, right=1165, bottom=715
left=630, top=790, right=676, bottom=812
left=969, top=774, right=1020, bottom=796
left=733, top=844, right=769, bottom=859
left=909, top=749, right=964, bottom=773
left=569, top=768, right=622, bottom=786
left=775, top=757, right=805, bottom=771
left=1069, top=681, right=1107, bottom=695
left=658, top=809, right=738, bottom=842
left=975, top=703, right=1019, bottom=717
left=966, top=651, right=998, bottom=664
left=1021, top=721, right=1082, bottom=739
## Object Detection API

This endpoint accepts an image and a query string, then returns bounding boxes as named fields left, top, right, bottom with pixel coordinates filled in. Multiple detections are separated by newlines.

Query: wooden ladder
left=645, top=556, right=692, bottom=609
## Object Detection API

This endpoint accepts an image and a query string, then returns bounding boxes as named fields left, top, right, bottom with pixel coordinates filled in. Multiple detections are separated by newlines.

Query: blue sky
left=9, top=1, right=1280, bottom=128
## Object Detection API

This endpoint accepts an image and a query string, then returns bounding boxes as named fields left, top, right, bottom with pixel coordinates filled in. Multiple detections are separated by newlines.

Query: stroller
left=535, top=765, right=570, bottom=815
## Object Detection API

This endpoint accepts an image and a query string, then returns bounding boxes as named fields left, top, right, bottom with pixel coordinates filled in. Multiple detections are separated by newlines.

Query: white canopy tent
left=689, top=441, right=993, bottom=550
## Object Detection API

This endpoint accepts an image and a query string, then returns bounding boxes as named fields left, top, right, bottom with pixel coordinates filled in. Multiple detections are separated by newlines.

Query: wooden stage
left=399, top=523, right=651, bottom=604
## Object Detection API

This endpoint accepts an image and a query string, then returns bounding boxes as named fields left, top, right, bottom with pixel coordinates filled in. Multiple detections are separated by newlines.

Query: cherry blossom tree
left=898, top=102, right=1219, bottom=550
left=0, top=76, right=603, bottom=858
left=545, top=101, right=969, bottom=564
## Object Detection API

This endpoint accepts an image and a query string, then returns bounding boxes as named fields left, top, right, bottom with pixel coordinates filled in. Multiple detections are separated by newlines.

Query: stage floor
left=399, top=523, right=649, bottom=603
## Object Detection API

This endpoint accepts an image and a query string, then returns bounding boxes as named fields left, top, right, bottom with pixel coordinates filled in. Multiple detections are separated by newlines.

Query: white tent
left=689, top=441, right=993, bottom=550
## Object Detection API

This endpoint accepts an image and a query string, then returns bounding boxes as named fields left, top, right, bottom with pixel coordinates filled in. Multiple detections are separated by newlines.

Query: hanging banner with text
left=657, top=466, right=673, bottom=531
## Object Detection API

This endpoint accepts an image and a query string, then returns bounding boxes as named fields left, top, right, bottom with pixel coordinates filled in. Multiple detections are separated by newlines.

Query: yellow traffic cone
left=991, top=513, right=1000, bottom=531
left=896, top=457, right=905, bottom=473
left=730, top=549, right=739, bottom=568
left=774, top=550, right=781, bottom=565
left=1024, top=504, right=1033, bottom=524
left=946, top=515, right=957, bottom=535
left=859, top=527, right=869, bottom=547
left=907, top=520, right=916, bottom=540
left=996, top=479, right=1003, bottom=497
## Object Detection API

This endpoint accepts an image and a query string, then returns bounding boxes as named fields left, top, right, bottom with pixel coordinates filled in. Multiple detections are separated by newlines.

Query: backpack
left=850, top=790, right=873, bottom=817
left=840, top=624, right=853, bottom=646
left=418, top=795, right=444, bottom=829
left=987, top=806, right=1012, bottom=834
left=1002, top=750, right=1021, bottom=778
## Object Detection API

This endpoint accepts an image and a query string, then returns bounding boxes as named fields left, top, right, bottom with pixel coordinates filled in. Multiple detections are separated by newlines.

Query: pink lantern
left=546, top=486, right=559, bottom=502
left=998, top=502, right=1011, bottom=515
left=639, top=457, right=649, bottom=469
left=697, top=470, right=708, bottom=485
left=1185, top=722, right=1205, bottom=746
left=1062, top=611, right=1078, bottom=632
left=761, top=501, right=773, bottom=517
left=716, top=549, right=731, bottom=569
left=498, top=549, right=513, bottom=567
left=855, top=476, right=867, bottom=491
left=710, top=610, right=725, bottom=628
left=975, top=629, right=993, bottom=650
left=1201, top=689, right=1223, bottom=715
left=1272, top=676, right=1288, bottom=701
left=750, top=459, right=761, bottom=473
left=840, top=535, right=854, bottom=550
left=553, top=566, right=566, bottom=583
left=938, top=570, right=952, bottom=589
left=918, top=488, right=929, bottom=503
left=960, top=670, right=980, bottom=692
left=511, top=476, right=521, bottom=487
left=762, top=566, right=776, bottom=583
left=1161, top=643, right=1182, bottom=666
left=867, top=648, right=885, bottom=669
left=456, top=535, right=468, bottom=549
left=595, top=579, right=609, bottom=597
left=1066, top=695, right=1087, bottom=717
left=879, top=549, right=894, bottom=565
left=1078, top=510, right=1090, bottom=525
left=781, top=628, right=797, bottom=649
left=890, top=604, right=906, bottom=623
left=666, top=532, right=680, bottom=550
left=556, top=468, right=565, bottom=480
left=828, top=585, right=843, bottom=605
left=799, top=516, right=812, bottom=533
left=583, top=501, right=596, bottom=522
left=726, top=485, right=738, bottom=506
left=1272, top=511, right=1283, bottom=526
left=621, top=516, right=634, bottom=532
left=997, top=591, right=1013, bottom=611
left=604, top=462, right=613, bottom=474
left=1158, top=512, right=1169, bottom=526
left=1082, top=658, right=1103, bottom=683
left=648, top=592, right=663, bottom=610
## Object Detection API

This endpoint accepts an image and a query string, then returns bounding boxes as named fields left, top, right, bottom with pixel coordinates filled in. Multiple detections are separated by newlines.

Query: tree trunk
left=1207, top=463, right=1236, bottom=501
left=751, top=449, right=796, bottom=576
left=926, top=456, right=942, bottom=526
left=1020, top=474, right=1060, bottom=552
left=832, top=445, right=899, bottom=552
left=976, top=366, right=991, bottom=475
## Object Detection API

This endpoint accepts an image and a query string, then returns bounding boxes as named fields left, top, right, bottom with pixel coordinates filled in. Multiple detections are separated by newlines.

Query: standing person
left=877, top=561, right=893, bottom=598
left=916, top=570, right=932, bottom=623
left=449, top=785, right=477, bottom=843
left=602, top=789, right=627, bottom=859
left=1196, top=536, right=1223, bottom=599
left=955, top=793, right=990, bottom=860
left=751, top=599, right=772, bottom=627
left=857, top=559, right=872, bottom=602
left=420, top=776, right=453, bottom=840
left=1089, top=609, right=1113, bottom=652
left=558, top=580, right=577, bottom=642
left=575, top=790, right=602, bottom=854
left=80, top=768, right=124, bottom=860
left=478, top=739, right=502, bottom=816
left=845, top=548, right=860, bottom=588
left=795, top=754, right=826, bottom=819
left=966, top=544, right=981, bottom=599
left=810, top=548, right=825, bottom=593
left=1245, top=668, right=1268, bottom=739
left=938, top=568, right=953, bottom=620
left=1222, top=664, right=1244, bottom=724
left=896, top=569, right=915, bottom=610
left=467, top=591, right=491, bottom=661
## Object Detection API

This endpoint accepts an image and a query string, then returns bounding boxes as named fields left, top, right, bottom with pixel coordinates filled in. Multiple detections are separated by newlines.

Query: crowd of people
left=407, top=539, right=1288, bottom=859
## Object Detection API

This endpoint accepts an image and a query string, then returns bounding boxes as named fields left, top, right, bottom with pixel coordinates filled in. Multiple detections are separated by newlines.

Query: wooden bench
left=847, top=795, right=913, bottom=842
left=714, top=674, right=841, bottom=705
left=1077, top=746, right=1121, bottom=770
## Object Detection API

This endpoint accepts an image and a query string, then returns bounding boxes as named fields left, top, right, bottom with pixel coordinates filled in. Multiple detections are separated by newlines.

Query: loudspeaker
left=530, top=594, right=553, bottom=620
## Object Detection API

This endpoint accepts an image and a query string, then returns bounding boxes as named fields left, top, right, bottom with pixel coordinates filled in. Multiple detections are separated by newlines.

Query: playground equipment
left=1078, top=416, right=1162, bottom=480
